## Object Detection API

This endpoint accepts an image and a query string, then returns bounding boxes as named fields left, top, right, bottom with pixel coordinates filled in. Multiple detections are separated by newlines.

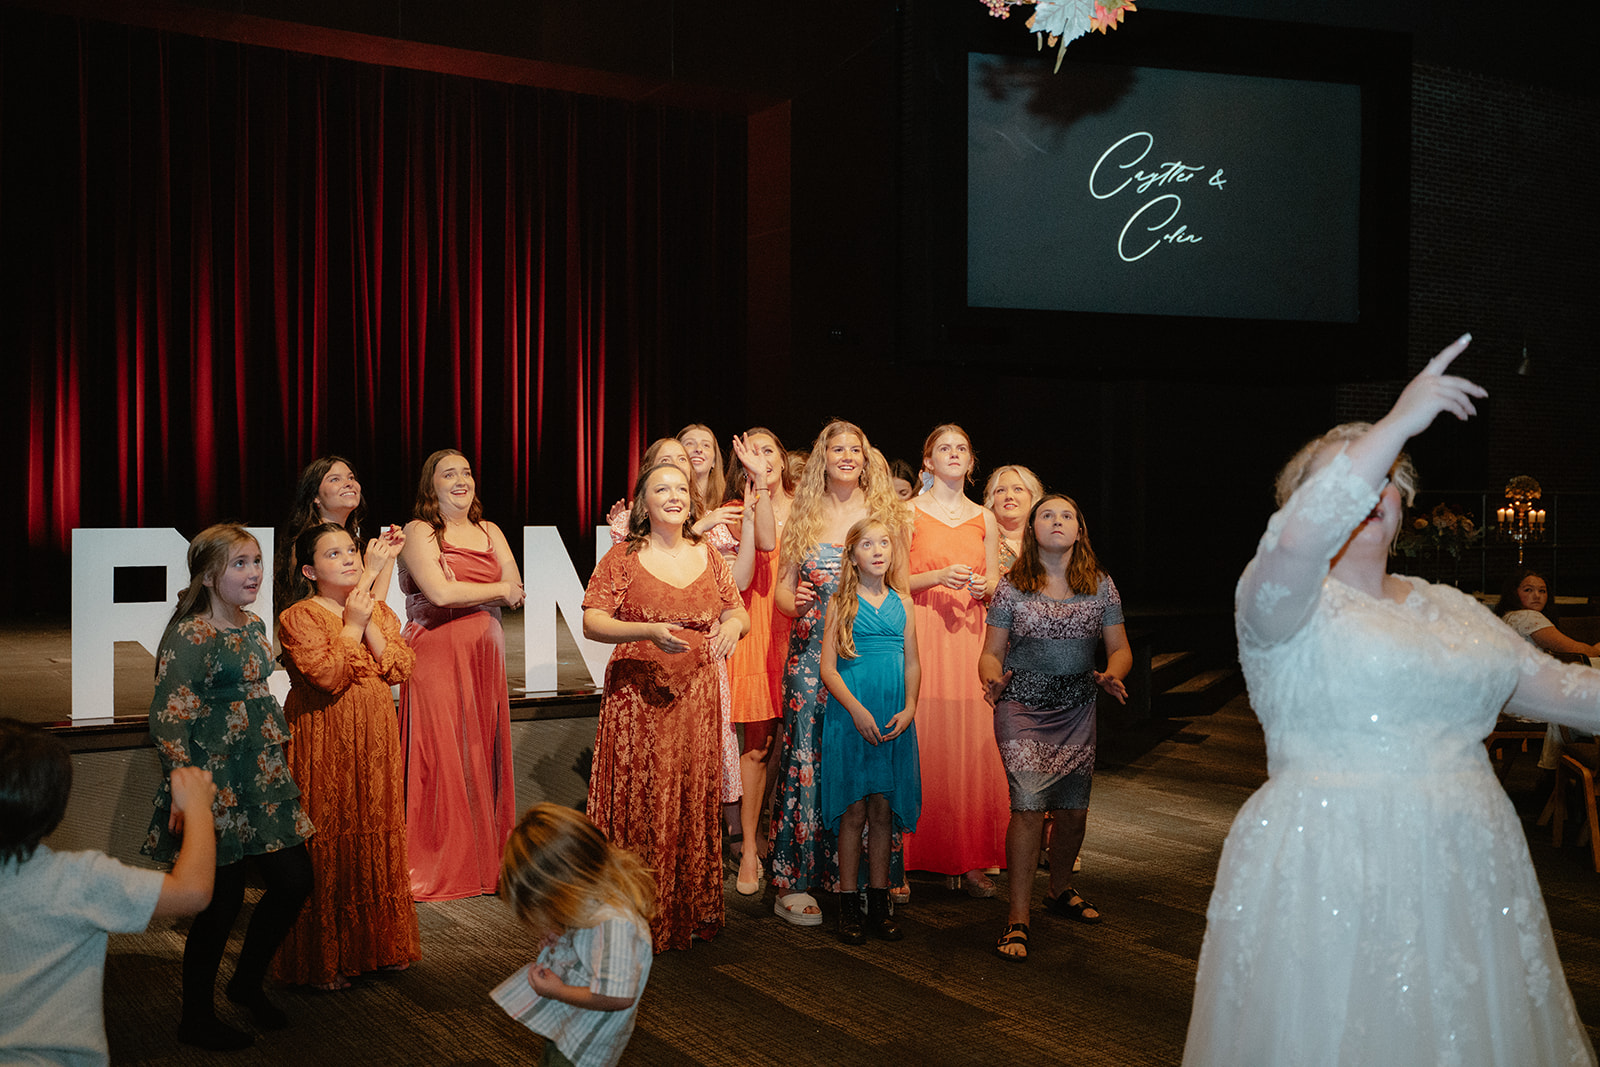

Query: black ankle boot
left=866, top=887, right=902, bottom=941
left=836, top=891, right=865, bottom=945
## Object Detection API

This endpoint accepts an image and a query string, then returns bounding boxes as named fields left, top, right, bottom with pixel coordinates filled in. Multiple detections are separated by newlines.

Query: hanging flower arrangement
left=981, top=0, right=1138, bottom=72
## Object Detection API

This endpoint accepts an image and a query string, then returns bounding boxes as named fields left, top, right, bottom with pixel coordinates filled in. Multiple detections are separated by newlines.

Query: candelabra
left=1495, top=475, right=1546, bottom=564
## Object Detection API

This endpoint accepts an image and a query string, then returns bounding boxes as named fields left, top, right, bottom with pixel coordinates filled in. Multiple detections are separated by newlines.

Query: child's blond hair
left=829, top=518, right=906, bottom=661
left=500, top=804, right=657, bottom=936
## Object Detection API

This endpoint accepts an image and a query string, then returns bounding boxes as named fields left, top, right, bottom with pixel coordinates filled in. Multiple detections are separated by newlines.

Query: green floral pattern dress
left=142, top=613, right=313, bottom=866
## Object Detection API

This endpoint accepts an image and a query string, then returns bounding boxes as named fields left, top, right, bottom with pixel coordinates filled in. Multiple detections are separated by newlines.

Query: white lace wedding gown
left=1184, top=451, right=1600, bottom=1067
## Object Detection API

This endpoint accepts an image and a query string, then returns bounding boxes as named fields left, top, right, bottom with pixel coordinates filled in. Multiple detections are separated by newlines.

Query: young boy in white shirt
left=1, top=718, right=219, bottom=1065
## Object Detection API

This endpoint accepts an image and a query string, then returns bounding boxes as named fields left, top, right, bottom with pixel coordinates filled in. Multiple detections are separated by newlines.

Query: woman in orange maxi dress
left=397, top=450, right=527, bottom=901
left=275, top=523, right=421, bottom=988
left=583, top=461, right=748, bottom=952
left=903, top=424, right=1010, bottom=895
left=723, top=428, right=794, bottom=895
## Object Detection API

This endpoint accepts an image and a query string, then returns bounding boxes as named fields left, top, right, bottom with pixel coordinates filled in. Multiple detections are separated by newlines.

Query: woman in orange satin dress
left=723, top=428, right=794, bottom=895
left=903, top=424, right=1010, bottom=896
left=397, top=450, right=527, bottom=901
left=583, top=461, right=749, bottom=951
left=275, top=522, right=420, bottom=989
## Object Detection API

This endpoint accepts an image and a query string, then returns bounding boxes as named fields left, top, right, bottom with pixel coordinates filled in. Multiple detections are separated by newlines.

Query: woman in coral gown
left=275, top=522, right=420, bottom=988
left=1184, top=335, right=1600, bottom=1066
left=903, top=424, right=1009, bottom=896
left=397, top=449, right=526, bottom=901
left=583, top=460, right=749, bottom=952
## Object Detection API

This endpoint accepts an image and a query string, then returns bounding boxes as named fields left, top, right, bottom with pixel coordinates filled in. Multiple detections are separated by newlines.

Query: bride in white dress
left=1184, top=335, right=1600, bottom=1067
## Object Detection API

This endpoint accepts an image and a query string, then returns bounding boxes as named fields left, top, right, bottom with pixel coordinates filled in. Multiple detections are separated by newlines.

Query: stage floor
left=0, top=609, right=599, bottom=729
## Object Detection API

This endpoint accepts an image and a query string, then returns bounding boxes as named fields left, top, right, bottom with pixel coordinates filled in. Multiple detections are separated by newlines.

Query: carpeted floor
left=100, top=693, right=1600, bottom=1065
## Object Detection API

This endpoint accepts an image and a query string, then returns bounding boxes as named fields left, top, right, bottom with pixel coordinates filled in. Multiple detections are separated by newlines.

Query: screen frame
left=908, top=7, right=1412, bottom=382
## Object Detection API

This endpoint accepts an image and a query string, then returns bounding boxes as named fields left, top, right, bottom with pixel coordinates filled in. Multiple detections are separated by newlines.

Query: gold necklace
left=929, top=491, right=967, bottom=524
left=652, top=537, right=689, bottom=559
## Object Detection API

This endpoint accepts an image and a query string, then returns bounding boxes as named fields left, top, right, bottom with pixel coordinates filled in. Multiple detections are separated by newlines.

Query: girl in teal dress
left=819, top=518, right=922, bottom=944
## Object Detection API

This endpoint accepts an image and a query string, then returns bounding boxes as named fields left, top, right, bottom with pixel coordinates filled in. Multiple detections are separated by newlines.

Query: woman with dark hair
left=142, top=524, right=314, bottom=1050
left=1494, top=568, right=1600, bottom=774
left=275, top=457, right=371, bottom=609
left=1183, top=336, right=1600, bottom=1064
left=274, top=522, right=420, bottom=989
left=978, top=495, right=1129, bottom=960
left=397, top=450, right=526, bottom=901
left=582, top=461, right=748, bottom=951
left=1495, top=568, right=1600, bottom=659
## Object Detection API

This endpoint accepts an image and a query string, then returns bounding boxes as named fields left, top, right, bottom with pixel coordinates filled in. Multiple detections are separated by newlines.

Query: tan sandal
left=994, top=922, right=1029, bottom=962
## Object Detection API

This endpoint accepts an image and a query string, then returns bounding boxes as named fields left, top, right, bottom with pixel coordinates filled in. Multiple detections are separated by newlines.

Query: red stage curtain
left=1, top=8, right=745, bottom=603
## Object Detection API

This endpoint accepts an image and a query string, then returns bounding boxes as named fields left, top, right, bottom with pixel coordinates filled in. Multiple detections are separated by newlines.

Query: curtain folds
left=2, top=8, right=746, bottom=583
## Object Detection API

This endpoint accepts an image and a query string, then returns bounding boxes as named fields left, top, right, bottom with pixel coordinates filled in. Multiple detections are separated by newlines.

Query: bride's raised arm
left=1237, top=334, right=1483, bottom=649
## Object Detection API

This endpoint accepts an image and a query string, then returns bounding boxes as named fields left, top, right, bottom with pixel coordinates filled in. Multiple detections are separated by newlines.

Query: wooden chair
left=1485, top=717, right=1549, bottom=783
left=1543, top=725, right=1600, bottom=872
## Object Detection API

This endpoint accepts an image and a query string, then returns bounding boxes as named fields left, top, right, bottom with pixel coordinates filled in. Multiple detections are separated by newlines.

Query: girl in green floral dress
left=142, top=524, right=315, bottom=1051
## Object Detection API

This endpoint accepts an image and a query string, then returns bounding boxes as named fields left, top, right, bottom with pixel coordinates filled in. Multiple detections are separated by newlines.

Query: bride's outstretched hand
left=1381, top=334, right=1486, bottom=439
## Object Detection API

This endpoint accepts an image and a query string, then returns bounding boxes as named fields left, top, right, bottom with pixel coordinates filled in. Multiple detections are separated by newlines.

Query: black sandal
left=1043, top=887, right=1102, bottom=925
left=994, top=922, right=1029, bottom=962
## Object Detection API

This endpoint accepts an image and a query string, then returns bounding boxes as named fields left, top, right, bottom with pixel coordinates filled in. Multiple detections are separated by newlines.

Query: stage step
left=1157, top=666, right=1244, bottom=718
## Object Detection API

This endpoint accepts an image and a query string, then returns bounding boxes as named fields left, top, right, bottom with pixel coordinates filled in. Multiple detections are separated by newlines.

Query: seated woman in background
left=1495, top=568, right=1600, bottom=773
left=1496, top=569, right=1600, bottom=661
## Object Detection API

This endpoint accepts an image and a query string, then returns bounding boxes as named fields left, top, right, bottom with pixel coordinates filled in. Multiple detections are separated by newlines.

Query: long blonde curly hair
left=780, top=420, right=910, bottom=570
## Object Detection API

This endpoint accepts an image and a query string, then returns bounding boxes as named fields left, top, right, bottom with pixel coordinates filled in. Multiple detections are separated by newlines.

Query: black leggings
left=181, top=844, right=313, bottom=1021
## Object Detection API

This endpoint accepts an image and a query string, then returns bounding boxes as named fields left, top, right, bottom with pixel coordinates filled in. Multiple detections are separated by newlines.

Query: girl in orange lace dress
left=275, top=523, right=420, bottom=989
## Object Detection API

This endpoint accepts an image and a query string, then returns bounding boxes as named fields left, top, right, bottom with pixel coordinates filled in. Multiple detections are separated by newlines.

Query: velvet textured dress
left=274, top=599, right=421, bottom=985
left=583, top=543, right=742, bottom=952
left=399, top=539, right=516, bottom=901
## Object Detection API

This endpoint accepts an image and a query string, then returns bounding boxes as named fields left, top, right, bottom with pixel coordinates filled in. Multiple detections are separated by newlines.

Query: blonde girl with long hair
left=767, top=419, right=910, bottom=925
left=496, top=804, right=657, bottom=1067
left=818, top=518, right=922, bottom=943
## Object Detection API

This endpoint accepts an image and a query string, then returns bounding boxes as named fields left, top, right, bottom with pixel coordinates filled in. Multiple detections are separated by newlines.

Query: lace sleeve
left=1236, top=448, right=1379, bottom=649
left=278, top=604, right=359, bottom=696
left=1506, top=652, right=1600, bottom=731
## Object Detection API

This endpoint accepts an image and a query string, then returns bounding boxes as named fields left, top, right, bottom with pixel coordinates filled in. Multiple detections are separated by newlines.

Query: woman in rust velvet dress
left=397, top=450, right=526, bottom=901
left=904, top=424, right=1009, bottom=895
left=275, top=522, right=421, bottom=988
left=583, top=460, right=749, bottom=952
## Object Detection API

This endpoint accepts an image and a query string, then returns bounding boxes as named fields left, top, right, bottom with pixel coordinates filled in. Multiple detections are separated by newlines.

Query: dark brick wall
left=1338, top=64, right=1600, bottom=594
left=1338, top=64, right=1600, bottom=494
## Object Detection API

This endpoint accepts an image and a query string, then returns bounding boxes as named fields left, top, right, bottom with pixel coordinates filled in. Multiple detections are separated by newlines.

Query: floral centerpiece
left=1395, top=502, right=1483, bottom=586
left=981, top=0, right=1138, bottom=72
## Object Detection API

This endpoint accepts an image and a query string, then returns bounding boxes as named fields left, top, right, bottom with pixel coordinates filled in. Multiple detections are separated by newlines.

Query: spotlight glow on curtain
left=2, top=9, right=745, bottom=581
